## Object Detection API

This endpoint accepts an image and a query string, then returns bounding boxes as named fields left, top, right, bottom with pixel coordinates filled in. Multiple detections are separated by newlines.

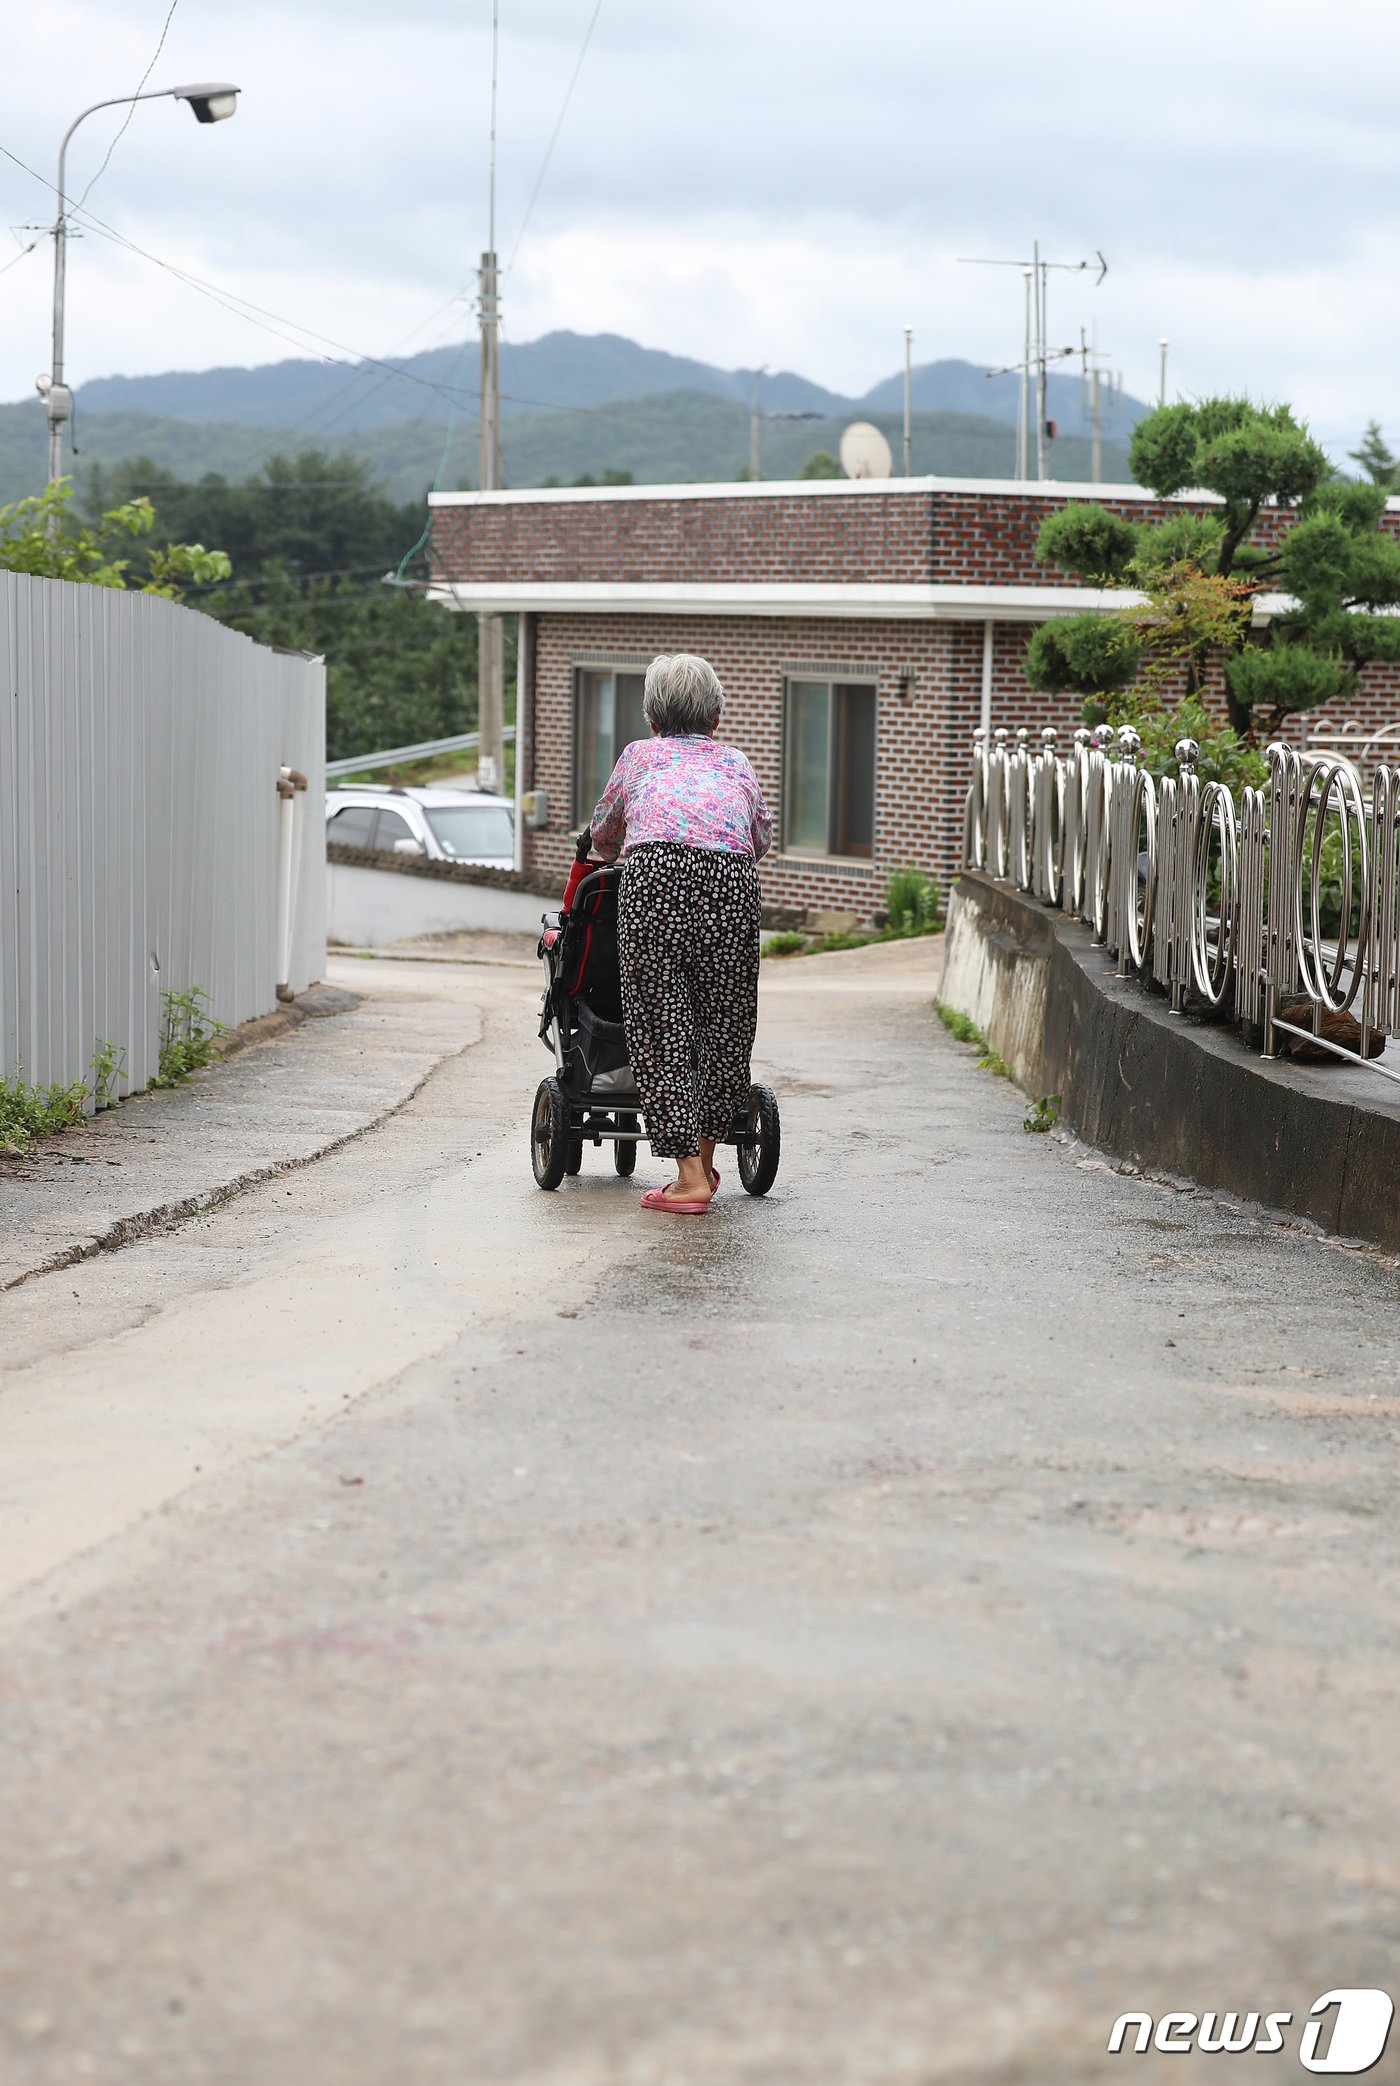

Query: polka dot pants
left=617, top=843, right=762, bottom=1160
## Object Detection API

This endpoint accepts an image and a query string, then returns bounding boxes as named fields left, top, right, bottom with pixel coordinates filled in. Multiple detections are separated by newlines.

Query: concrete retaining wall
left=327, top=861, right=548, bottom=946
left=940, top=870, right=1400, bottom=1254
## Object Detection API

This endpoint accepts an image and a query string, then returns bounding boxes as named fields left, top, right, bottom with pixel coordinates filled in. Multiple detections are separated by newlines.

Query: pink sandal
left=641, top=1185, right=712, bottom=1216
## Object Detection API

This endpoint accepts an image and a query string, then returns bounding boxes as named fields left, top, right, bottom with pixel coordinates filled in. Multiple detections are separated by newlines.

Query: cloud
left=1, top=0, right=1398, bottom=458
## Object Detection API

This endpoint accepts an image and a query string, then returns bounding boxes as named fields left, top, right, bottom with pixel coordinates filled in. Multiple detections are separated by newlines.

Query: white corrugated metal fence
left=0, top=573, right=325, bottom=1102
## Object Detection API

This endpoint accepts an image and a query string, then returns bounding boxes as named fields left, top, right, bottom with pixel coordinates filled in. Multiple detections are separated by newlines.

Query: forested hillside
left=82, top=452, right=481, bottom=765
left=1, top=390, right=1132, bottom=507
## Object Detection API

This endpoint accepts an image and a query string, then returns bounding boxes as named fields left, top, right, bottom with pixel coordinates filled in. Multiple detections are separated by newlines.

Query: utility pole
left=750, top=367, right=766, bottom=482
left=476, top=0, right=505, bottom=795
left=902, top=326, right=913, bottom=477
left=1159, top=338, right=1169, bottom=409
left=1079, top=328, right=1117, bottom=486
left=1017, top=268, right=1031, bottom=481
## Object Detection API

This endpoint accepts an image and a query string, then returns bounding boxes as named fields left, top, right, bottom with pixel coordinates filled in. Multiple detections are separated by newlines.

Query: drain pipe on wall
left=276, top=765, right=308, bottom=1002
left=980, top=620, right=994, bottom=736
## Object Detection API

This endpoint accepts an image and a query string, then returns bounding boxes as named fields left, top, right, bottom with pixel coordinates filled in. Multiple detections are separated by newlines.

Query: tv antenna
left=958, top=242, right=1108, bottom=481
left=1079, top=327, right=1122, bottom=486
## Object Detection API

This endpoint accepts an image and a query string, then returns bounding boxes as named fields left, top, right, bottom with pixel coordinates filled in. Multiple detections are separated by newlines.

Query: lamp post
left=40, top=83, right=240, bottom=486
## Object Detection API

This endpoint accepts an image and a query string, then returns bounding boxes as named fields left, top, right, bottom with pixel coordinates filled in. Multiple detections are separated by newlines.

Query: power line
left=71, top=0, right=182, bottom=216
left=0, top=140, right=482, bottom=410
left=504, top=0, right=603, bottom=282
left=5, top=136, right=819, bottom=449
left=0, top=235, right=38, bottom=276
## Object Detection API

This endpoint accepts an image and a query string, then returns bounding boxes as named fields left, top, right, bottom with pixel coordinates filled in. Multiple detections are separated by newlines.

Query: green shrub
left=1098, top=692, right=1268, bottom=795
left=762, top=930, right=808, bottom=956
left=0, top=1070, right=87, bottom=1153
left=884, top=867, right=942, bottom=936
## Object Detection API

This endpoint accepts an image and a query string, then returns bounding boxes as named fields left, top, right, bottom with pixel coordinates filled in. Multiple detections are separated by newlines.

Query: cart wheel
left=566, top=1130, right=584, bottom=1175
left=737, top=1082, right=781, bottom=1196
left=531, top=1077, right=569, bottom=1190
left=613, top=1112, right=638, bottom=1176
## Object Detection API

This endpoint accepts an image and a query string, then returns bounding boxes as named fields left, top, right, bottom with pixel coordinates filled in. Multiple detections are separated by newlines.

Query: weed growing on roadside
left=934, top=1000, right=987, bottom=1048
left=89, top=1038, right=126, bottom=1110
left=1024, top=1093, right=1061, bottom=1133
left=0, top=1069, right=87, bottom=1153
left=762, top=931, right=808, bottom=957
left=934, top=1000, right=1013, bottom=1079
left=153, top=987, right=224, bottom=1087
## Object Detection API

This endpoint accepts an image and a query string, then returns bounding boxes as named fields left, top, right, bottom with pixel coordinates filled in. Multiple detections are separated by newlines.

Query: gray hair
left=642, top=652, right=724, bottom=735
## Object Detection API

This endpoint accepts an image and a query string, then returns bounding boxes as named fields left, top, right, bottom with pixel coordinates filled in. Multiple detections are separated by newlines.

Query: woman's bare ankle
left=674, top=1155, right=713, bottom=1201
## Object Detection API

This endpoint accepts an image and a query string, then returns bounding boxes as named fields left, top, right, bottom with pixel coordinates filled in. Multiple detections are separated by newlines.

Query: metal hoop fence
left=962, top=724, right=1400, bottom=1085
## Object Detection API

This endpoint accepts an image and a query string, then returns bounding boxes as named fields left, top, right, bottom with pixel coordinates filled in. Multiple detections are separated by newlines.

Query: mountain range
left=63, top=330, right=1149, bottom=442
left=0, top=332, right=1146, bottom=505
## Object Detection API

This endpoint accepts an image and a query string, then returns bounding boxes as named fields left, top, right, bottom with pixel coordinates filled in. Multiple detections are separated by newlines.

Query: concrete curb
left=209, top=981, right=363, bottom=1058
left=940, top=869, right=1400, bottom=1256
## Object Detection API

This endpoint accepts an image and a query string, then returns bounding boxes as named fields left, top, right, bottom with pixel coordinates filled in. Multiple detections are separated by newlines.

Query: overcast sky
left=2, top=0, right=1397, bottom=453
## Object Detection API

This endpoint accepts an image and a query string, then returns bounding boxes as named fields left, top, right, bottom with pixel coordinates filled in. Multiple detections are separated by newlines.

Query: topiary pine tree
left=1350, top=419, right=1400, bottom=490
left=1026, top=396, right=1400, bottom=738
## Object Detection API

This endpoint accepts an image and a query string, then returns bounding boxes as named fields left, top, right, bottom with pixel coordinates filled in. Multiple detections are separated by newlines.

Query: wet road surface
left=1, top=939, right=1398, bottom=2084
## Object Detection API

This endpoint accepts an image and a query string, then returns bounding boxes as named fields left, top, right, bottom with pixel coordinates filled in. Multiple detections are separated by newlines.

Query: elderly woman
left=589, top=653, right=772, bottom=1215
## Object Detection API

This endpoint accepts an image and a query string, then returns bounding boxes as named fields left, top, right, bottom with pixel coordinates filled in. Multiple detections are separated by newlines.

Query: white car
left=325, top=785, right=515, bottom=867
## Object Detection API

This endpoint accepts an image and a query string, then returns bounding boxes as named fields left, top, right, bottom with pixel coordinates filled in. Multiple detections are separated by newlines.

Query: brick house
left=427, top=477, right=1400, bottom=926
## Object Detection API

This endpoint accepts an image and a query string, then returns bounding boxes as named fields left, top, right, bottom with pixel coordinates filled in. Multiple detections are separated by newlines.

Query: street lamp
left=39, top=83, right=241, bottom=486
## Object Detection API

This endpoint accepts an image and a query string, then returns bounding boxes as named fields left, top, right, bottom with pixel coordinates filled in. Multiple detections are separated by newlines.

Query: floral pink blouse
left=590, top=735, right=773, bottom=862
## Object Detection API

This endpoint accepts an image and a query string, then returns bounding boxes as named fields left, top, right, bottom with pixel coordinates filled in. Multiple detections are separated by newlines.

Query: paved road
left=1, top=940, right=1398, bottom=2084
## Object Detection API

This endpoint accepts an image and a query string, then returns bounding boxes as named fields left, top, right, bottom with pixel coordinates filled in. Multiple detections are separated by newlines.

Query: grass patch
left=762, top=930, right=808, bottom=957
left=0, top=1070, right=88, bottom=1154
left=152, top=987, right=224, bottom=1088
left=934, top=1000, right=986, bottom=1048
left=934, top=1000, right=1015, bottom=1080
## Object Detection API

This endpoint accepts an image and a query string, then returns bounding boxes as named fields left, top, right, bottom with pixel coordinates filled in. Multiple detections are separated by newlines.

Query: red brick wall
left=433, top=482, right=1400, bottom=592
left=432, top=490, right=936, bottom=587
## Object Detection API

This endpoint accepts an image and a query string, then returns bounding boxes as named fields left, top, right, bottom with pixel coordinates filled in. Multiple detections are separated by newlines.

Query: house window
left=784, top=679, right=876, bottom=858
left=575, top=668, right=647, bottom=821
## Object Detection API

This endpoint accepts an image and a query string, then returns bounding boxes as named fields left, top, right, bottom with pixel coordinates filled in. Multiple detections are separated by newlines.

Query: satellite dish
left=839, top=421, right=893, bottom=480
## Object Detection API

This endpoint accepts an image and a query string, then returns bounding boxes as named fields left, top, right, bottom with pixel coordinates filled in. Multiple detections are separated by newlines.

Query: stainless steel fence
left=963, top=720, right=1400, bottom=1085
left=0, top=574, right=325, bottom=1105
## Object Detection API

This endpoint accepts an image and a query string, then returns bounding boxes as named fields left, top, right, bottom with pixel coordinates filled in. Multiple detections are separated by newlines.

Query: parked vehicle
left=325, top=785, right=514, bottom=867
